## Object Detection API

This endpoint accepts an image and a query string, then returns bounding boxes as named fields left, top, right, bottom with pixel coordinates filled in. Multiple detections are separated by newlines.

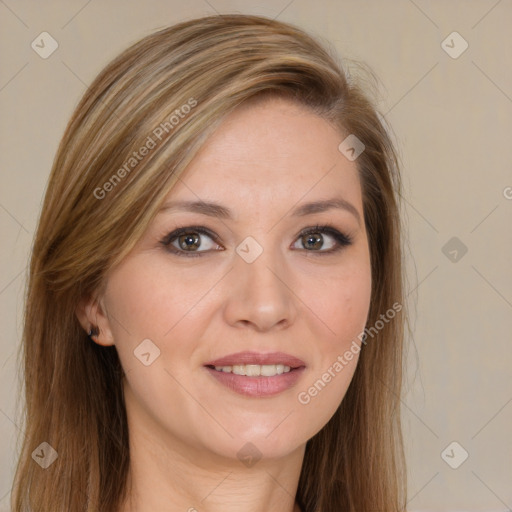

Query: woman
left=13, top=13, right=407, bottom=512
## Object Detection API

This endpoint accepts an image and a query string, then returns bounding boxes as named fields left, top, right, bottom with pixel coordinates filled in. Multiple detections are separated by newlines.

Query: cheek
left=306, top=260, right=372, bottom=350
left=105, top=256, right=209, bottom=338
left=293, top=260, right=371, bottom=424
left=103, top=256, right=212, bottom=380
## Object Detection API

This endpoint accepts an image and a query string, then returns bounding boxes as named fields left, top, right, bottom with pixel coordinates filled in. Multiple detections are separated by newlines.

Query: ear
left=76, top=293, right=115, bottom=347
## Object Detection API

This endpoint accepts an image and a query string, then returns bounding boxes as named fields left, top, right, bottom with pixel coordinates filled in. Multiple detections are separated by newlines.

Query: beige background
left=1, top=1, right=511, bottom=510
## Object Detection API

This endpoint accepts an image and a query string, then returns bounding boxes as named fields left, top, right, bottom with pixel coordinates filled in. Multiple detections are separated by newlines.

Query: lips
left=204, top=350, right=306, bottom=369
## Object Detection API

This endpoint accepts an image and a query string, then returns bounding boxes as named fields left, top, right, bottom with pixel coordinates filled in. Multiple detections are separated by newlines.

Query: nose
left=222, top=244, right=298, bottom=332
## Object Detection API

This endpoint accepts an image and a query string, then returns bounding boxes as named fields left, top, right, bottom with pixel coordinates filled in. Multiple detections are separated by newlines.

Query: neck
left=119, top=386, right=306, bottom=512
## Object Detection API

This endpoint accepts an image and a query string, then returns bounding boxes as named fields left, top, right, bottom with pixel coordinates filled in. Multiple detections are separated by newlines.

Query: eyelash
left=160, top=224, right=353, bottom=258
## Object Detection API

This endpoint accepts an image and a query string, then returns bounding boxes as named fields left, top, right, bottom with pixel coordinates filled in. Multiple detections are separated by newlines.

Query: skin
left=78, top=96, right=372, bottom=512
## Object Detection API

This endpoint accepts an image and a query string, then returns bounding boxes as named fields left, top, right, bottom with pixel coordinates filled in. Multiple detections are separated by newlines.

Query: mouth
left=205, top=363, right=299, bottom=377
left=203, top=351, right=306, bottom=397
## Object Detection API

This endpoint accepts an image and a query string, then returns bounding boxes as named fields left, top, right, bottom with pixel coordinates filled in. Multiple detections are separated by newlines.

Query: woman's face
left=96, top=97, right=372, bottom=463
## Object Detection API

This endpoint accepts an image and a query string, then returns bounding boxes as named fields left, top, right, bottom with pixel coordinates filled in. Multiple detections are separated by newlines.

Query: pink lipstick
left=204, top=351, right=306, bottom=398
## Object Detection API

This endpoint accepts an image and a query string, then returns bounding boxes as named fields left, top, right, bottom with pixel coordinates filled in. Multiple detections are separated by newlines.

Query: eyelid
left=296, top=224, right=352, bottom=243
left=160, top=225, right=220, bottom=247
left=160, top=225, right=223, bottom=257
left=292, top=224, right=353, bottom=252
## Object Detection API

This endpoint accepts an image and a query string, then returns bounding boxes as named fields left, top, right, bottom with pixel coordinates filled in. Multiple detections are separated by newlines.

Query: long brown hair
left=12, top=14, right=407, bottom=511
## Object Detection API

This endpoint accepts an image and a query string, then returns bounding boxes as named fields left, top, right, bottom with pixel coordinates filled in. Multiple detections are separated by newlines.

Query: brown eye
left=292, top=225, right=353, bottom=253
left=302, top=233, right=324, bottom=250
left=177, top=232, right=201, bottom=251
left=161, top=226, right=222, bottom=257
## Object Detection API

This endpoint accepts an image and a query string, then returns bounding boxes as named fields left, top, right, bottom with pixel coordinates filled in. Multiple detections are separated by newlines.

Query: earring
left=88, top=325, right=100, bottom=338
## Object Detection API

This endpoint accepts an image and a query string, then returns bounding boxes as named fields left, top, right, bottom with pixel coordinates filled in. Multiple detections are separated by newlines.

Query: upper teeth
left=214, top=364, right=292, bottom=376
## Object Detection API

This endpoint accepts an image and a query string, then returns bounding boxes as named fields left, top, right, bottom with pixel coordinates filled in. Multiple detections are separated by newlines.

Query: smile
left=210, top=364, right=292, bottom=376
left=204, top=365, right=305, bottom=397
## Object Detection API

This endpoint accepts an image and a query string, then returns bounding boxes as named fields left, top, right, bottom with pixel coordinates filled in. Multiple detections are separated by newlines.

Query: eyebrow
left=159, top=197, right=362, bottom=226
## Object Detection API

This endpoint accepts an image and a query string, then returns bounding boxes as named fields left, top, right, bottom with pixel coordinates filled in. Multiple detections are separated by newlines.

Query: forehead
left=168, top=97, right=362, bottom=213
